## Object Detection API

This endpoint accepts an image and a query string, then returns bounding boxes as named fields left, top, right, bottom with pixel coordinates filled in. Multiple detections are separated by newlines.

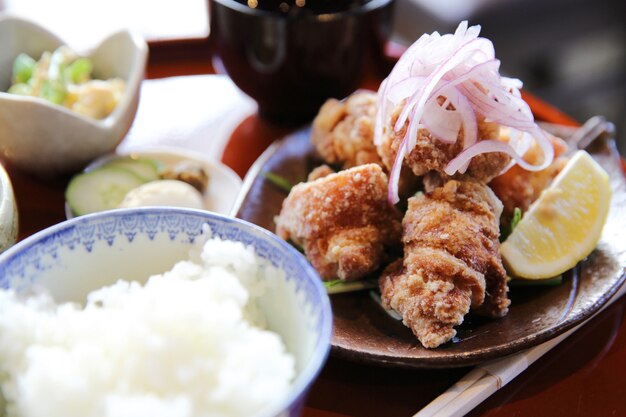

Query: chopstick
left=414, top=282, right=626, bottom=417
left=563, top=115, right=613, bottom=154
left=417, top=330, right=591, bottom=417
left=411, top=367, right=489, bottom=417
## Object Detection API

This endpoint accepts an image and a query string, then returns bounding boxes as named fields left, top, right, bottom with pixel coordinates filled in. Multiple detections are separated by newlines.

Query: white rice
left=0, top=237, right=295, bottom=417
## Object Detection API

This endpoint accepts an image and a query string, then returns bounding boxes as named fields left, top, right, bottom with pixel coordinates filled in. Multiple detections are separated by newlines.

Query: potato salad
left=8, top=46, right=125, bottom=120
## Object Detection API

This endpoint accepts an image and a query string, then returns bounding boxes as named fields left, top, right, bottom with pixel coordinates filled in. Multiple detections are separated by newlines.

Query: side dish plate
left=66, top=146, right=242, bottom=219
left=234, top=125, right=626, bottom=368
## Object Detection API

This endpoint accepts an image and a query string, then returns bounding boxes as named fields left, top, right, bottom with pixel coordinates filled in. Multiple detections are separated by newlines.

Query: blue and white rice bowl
left=0, top=207, right=332, bottom=417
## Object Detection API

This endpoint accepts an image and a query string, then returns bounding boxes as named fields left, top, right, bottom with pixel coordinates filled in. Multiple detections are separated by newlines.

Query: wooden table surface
left=3, top=39, right=626, bottom=417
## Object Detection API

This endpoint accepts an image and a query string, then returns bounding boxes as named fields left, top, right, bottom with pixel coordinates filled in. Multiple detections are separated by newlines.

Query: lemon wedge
left=501, top=150, right=611, bottom=279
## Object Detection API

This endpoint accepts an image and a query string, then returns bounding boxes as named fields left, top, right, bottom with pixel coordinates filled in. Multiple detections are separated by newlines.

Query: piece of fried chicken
left=311, top=91, right=383, bottom=169
left=275, top=164, right=402, bottom=281
left=377, top=104, right=511, bottom=184
left=490, top=129, right=569, bottom=225
left=379, top=180, right=509, bottom=348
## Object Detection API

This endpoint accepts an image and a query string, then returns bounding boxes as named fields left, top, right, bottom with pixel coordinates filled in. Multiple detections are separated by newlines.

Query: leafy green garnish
left=510, top=207, right=522, bottom=230
left=500, top=207, right=522, bottom=242
left=324, top=278, right=378, bottom=294
left=12, top=53, right=36, bottom=84
left=264, top=171, right=293, bottom=193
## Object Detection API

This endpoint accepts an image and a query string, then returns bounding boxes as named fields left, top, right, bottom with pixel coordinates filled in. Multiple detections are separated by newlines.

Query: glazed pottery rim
left=211, top=0, right=393, bottom=20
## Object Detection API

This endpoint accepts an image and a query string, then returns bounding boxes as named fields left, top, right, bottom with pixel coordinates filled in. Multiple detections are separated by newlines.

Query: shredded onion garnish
left=375, top=21, right=554, bottom=204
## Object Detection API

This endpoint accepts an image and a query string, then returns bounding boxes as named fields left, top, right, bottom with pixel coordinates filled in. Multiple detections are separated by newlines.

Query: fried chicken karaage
left=377, top=104, right=511, bottom=184
left=380, top=180, right=508, bottom=348
left=275, top=164, right=402, bottom=281
left=311, top=91, right=382, bottom=169
left=274, top=22, right=564, bottom=350
left=490, top=130, right=569, bottom=224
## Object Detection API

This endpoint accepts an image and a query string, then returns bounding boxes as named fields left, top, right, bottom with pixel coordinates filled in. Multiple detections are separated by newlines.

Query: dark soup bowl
left=209, top=0, right=394, bottom=123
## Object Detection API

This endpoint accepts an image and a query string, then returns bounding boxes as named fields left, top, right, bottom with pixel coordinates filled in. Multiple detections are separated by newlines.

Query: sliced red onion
left=395, top=38, right=494, bottom=137
left=430, top=59, right=501, bottom=99
left=499, top=128, right=534, bottom=173
left=508, top=128, right=533, bottom=157
left=375, top=21, right=554, bottom=203
left=387, top=138, right=409, bottom=204
left=445, top=87, right=477, bottom=149
left=387, top=77, right=426, bottom=106
left=422, top=98, right=461, bottom=144
left=375, top=34, right=433, bottom=146
left=445, top=132, right=554, bottom=176
left=451, top=91, right=476, bottom=173
left=459, top=83, right=534, bottom=128
left=501, top=76, right=523, bottom=92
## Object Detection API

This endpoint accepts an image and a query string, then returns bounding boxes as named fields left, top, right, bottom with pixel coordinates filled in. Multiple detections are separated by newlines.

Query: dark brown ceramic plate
left=234, top=125, right=626, bottom=368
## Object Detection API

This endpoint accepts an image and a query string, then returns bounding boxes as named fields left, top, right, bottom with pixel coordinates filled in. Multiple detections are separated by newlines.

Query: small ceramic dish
left=65, top=146, right=243, bottom=218
left=0, top=162, right=18, bottom=254
left=0, top=15, right=148, bottom=177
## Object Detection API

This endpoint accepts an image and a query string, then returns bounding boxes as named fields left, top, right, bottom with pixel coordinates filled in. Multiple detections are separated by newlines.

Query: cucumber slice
left=103, top=157, right=161, bottom=182
left=66, top=167, right=146, bottom=216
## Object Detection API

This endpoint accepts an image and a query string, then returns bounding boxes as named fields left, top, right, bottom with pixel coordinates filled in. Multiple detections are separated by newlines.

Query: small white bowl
left=0, top=208, right=332, bottom=417
left=0, top=162, right=18, bottom=253
left=65, top=146, right=243, bottom=218
left=0, top=15, right=148, bottom=177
